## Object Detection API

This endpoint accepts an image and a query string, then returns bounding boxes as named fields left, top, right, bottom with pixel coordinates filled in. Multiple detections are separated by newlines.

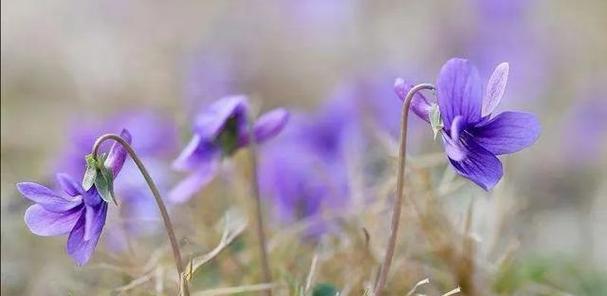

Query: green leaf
left=428, top=103, right=444, bottom=140
left=312, top=283, right=339, bottom=296
left=82, top=154, right=97, bottom=190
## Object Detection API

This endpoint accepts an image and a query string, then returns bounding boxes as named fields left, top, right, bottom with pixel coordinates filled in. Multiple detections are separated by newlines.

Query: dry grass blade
left=405, top=278, right=430, bottom=296
left=362, top=227, right=371, bottom=249
left=192, top=283, right=278, bottom=296
left=186, top=210, right=248, bottom=279
left=441, top=287, right=461, bottom=296
left=304, top=253, right=319, bottom=293
left=268, top=203, right=386, bottom=251
left=155, top=266, right=164, bottom=294
left=113, top=269, right=155, bottom=294
left=111, top=246, right=170, bottom=293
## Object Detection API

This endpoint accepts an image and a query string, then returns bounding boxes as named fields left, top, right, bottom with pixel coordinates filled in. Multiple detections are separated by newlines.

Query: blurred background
left=2, top=0, right=607, bottom=295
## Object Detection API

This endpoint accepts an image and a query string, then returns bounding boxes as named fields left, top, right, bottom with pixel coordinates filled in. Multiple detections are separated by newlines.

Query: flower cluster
left=16, top=57, right=540, bottom=268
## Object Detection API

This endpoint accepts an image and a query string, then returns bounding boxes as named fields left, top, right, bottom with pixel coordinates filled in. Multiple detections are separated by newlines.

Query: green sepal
left=215, top=116, right=240, bottom=156
left=428, top=103, right=444, bottom=140
left=82, top=154, right=98, bottom=191
left=95, top=166, right=116, bottom=205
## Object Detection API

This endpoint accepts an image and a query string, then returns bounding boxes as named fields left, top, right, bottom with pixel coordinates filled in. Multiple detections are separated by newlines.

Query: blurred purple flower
left=561, top=97, right=607, bottom=166
left=55, top=112, right=178, bottom=251
left=260, top=139, right=345, bottom=238
left=170, top=95, right=289, bottom=204
left=301, top=91, right=361, bottom=160
left=17, top=130, right=131, bottom=265
left=469, top=0, right=548, bottom=108
left=259, top=96, right=358, bottom=238
left=397, top=58, right=540, bottom=190
left=332, top=71, right=429, bottom=155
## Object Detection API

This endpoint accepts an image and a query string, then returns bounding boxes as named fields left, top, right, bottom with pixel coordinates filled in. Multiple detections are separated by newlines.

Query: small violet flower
left=55, top=112, right=177, bottom=252
left=259, top=96, right=356, bottom=238
left=170, top=95, right=289, bottom=203
left=17, top=129, right=132, bottom=265
left=396, top=58, right=540, bottom=190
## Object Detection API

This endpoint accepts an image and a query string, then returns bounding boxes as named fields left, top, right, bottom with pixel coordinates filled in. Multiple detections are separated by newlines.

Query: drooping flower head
left=396, top=58, right=540, bottom=190
left=55, top=112, right=177, bottom=252
left=17, top=129, right=132, bottom=265
left=170, top=95, right=289, bottom=203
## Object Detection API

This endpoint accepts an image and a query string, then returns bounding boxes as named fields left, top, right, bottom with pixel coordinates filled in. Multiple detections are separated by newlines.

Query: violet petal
left=253, top=108, right=289, bottom=142
left=448, top=134, right=503, bottom=191
left=394, top=78, right=433, bottom=122
left=239, top=108, right=290, bottom=146
left=17, top=182, right=81, bottom=212
left=450, top=115, right=465, bottom=140
left=471, top=111, right=540, bottom=155
left=66, top=202, right=107, bottom=266
left=482, top=62, right=509, bottom=117
left=194, top=95, right=248, bottom=139
left=442, top=116, right=467, bottom=161
left=83, top=204, right=95, bottom=241
left=172, top=135, right=219, bottom=171
left=104, top=129, right=132, bottom=178
left=437, top=58, right=483, bottom=127
left=168, top=158, right=219, bottom=204
left=56, top=173, right=82, bottom=197
left=24, top=204, right=82, bottom=236
left=82, top=187, right=103, bottom=207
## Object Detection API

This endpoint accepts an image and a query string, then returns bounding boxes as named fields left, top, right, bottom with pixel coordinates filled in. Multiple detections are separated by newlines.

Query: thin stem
left=92, top=134, right=190, bottom=296
left=247, top=121, right=273, bottom=296
left=374, top=83, right=435, bottom=295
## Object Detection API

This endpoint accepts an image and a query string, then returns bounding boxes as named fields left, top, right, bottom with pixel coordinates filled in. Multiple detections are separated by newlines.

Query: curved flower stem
left=246, top=121, right=273, bottom=296
left=374, top=83, right=435, bottom=295
left=92, top=134, right=190, bottom=296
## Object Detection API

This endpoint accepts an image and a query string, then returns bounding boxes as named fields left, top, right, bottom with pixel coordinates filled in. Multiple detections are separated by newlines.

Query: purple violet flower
left=17, top=130, right=132, bottom=265
left=561, top=97, right=607, bottom=167
left=260, top=137, right=346, bottom=239
left=170, top=95, right=289, bottom=203
left=396, top=58, right=540, bottom=190
left=259, top=95, right=358, bottom=238
left=55, top=112, right=177, bottom=252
